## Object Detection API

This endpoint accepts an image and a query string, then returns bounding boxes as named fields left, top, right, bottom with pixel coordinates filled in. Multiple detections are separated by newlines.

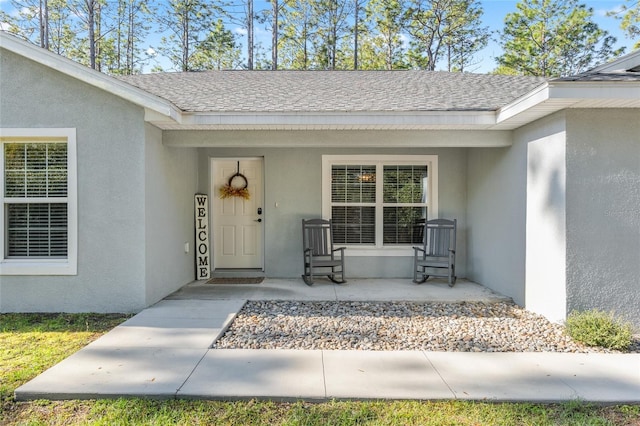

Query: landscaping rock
left=214, top=301, right=640, bottom=353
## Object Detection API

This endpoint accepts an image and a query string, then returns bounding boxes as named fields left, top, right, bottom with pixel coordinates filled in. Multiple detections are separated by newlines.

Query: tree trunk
left=95, top=2, right=101, bottom=71
left=87, top=0, right=96, bottom=69
left=354, top=0, right=359, bottom=70
left=39, top=0, right=50, bottom=49
left=272, top=0, right=278, bottom=70
left=183, top=10, right=189, bottom=72
left=127, top=1, right=135, bottom=74
left=247, top=0, right=254, bottom=69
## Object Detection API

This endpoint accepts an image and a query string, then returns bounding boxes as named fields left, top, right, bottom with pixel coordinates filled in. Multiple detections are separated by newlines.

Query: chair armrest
left=332, top=247, right=346, bottom=255
left=303, top=248, right=312, bottom=259
left=413, top=246, right=426, bottom=254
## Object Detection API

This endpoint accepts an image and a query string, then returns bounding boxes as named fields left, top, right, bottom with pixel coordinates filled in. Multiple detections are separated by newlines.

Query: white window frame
left=322, top=155, right=438, bottom=257
left=0, top=128, right=78, bottom=275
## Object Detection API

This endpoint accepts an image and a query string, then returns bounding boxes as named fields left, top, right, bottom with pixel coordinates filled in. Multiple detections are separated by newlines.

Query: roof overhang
left=494, top=80, right=640, bottom=129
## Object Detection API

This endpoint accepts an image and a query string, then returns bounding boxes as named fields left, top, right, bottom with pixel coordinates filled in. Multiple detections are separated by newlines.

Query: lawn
left=1, top=313, right=639, bottom=425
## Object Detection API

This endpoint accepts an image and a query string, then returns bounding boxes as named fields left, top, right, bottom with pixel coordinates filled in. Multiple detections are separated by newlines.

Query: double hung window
left=322, top=155, right=438, bottom=254
left=1, top=129, right=77, bottom=275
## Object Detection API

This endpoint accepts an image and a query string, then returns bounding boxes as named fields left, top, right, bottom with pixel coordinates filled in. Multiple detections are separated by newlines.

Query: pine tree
left=361, top=0, right=407, bottom=69
left=279, top=0, right=318, bottom=69
left=191, top=18, right=242, bottom=70
left=497, top=0, right=623, bottom=77
left=405, top=0, right=486, bottom=71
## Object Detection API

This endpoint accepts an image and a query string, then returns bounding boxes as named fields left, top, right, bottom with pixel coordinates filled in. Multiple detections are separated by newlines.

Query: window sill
left=340, top=247, right=415, bottom=257
left=0, top=260, right=77, bottom=276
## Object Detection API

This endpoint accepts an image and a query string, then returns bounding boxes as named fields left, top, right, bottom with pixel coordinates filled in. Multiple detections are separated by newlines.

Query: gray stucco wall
left=521, top=113, right=568, bottom=323
left=565, top=109, right=640, bottom=326
left=164, top=130, right=469, bottom=280
left=466, top=137, right=527, bottom=305
left=467, top=112, right=569, bottom=315
left=1, top=50, right=147, bottom=312
left=144, top=124, right=199, bottom=305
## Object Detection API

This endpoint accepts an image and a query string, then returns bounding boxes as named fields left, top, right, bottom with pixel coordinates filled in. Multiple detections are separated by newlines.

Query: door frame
left=209, top=157, right=265, bottom=272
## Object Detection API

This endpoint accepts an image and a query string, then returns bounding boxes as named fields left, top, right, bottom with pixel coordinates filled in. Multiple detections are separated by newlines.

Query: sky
left=0, top=0, right=634, bottom=73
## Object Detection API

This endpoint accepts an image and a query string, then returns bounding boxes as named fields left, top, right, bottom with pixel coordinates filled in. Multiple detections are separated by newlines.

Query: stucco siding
left=523, top=113, right=567, bottom=323
left=171, top=130, right=469, bottom=279
left=144, top=124, right=198, bottom=305
left=565, top=109, right=640, bottom=326
left=468, top=112, right=570, bottom=320
left=466, top=141, right=527, bottom=305
left=1, top=50, right=146, bottom=313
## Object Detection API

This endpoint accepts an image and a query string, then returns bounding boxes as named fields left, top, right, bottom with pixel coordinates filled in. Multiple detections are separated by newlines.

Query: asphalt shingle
left=553, top=71, right=640, bottom=82
left=117, top=71, right=546, bottom=113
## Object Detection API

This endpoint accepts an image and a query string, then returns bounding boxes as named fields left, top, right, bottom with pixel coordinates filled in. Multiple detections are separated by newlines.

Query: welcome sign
left=194, top=194, right=210, bottom=280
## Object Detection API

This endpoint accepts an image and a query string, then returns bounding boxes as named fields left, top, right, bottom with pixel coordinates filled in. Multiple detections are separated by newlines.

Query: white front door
left=211, top=158, right=264, bottom=270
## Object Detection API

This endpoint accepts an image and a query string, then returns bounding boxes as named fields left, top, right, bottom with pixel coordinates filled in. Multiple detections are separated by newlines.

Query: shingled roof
left=554, top=49, right=640, bottom=82
left=117, top=71, right=546, bottom=113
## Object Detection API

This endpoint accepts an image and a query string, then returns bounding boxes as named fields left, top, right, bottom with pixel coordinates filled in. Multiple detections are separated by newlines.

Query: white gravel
left=214, top=301, right=640, bottom=353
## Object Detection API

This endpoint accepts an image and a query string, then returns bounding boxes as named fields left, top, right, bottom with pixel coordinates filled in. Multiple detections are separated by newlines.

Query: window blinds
left=4, top=143, right=68, bottom=258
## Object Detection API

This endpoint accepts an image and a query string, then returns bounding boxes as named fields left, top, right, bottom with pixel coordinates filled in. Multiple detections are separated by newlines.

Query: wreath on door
left=219, top=162, right=251, bottom=200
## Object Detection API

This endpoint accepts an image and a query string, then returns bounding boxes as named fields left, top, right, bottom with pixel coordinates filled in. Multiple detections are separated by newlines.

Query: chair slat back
left=424, top=219, right=456, bottom=257
left=303, top=219, right=334, bottom=256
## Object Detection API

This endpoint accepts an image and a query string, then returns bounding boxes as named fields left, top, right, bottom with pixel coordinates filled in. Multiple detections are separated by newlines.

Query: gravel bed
left=214, top=301, right=640, bottom=353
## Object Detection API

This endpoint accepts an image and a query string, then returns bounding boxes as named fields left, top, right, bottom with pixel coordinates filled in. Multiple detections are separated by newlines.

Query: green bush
left=565, top=309, right=634, bottom=351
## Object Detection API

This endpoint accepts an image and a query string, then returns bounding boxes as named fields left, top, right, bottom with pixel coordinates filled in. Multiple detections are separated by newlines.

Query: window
left=322, top=155, right=438, bottom=255
left=1, top=129, right=77, bottom=275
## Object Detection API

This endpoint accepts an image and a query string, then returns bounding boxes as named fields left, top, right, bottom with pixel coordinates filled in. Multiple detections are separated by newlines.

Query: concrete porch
left=165, top=278, right=512, bottom=304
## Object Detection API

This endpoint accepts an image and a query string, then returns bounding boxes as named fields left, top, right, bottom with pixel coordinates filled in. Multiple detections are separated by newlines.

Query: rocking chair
left=302, top=218, right=346, bottom=286
left=413, top=218, right=457, bottom=286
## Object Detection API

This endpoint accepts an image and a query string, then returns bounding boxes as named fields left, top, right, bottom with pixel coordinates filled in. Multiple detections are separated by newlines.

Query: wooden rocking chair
left=413, top=218, right=457, bottom=286
left=302, top=219, right=346, bottom=286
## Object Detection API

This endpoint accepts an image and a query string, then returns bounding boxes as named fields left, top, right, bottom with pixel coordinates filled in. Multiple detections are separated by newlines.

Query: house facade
left=1, top=33, right=638, bottom=327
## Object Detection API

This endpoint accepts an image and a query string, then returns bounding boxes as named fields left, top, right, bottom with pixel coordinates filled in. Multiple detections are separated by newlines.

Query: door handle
left=254, top=218, right=262, bottom=223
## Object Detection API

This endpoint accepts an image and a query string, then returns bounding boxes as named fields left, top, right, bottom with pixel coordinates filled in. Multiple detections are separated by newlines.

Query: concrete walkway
left=15, top=279, right=640, bottom=403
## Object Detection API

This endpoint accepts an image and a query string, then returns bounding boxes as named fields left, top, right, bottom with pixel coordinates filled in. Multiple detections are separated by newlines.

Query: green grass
left=2, top=313, right=639, bottom=426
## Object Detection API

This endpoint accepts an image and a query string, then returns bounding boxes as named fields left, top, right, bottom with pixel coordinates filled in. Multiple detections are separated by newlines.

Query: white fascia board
left=496, top=83, right=551, bottom=123
left=145, top=108, right=182, bottom=125
left=547, top=81, right=640, bottom=100
left=1, top=33, right=180, bottom=122
left=178, top=110, right=498, bottom=128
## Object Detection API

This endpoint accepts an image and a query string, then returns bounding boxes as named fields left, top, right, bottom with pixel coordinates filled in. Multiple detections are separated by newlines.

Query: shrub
left=565, top=309, right=634, bottom=351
